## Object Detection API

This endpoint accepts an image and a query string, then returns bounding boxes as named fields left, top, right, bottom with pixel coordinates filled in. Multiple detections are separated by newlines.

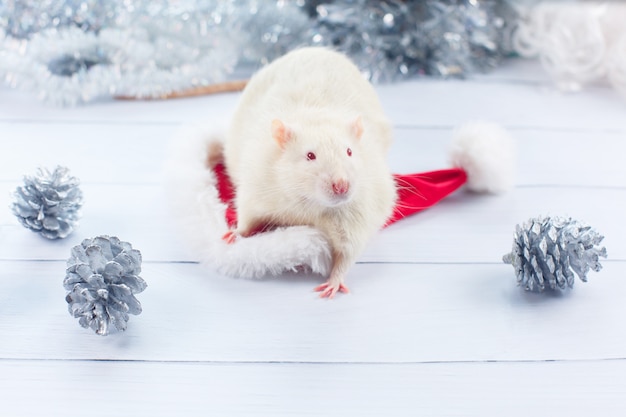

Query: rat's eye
left=347, top=148, right=352, bottom=157
left=307, top=152, right=316, bottom=161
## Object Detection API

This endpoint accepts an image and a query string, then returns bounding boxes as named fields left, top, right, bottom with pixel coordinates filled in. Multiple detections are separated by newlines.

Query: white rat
left=222, top=47, right=397, bottom=298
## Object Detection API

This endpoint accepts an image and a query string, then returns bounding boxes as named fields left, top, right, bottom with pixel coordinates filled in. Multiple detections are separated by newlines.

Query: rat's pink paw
left=222, top=230, right=238, bottom=244
left=314, top=281, right=350, bottom=299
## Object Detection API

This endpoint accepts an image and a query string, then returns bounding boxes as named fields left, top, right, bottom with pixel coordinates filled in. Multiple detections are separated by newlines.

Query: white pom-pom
left=448, top=121, right=516, bottom=193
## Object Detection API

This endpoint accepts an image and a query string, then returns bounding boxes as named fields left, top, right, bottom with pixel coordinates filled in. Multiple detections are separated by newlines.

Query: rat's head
left=270, top=116, right=364, bottom=208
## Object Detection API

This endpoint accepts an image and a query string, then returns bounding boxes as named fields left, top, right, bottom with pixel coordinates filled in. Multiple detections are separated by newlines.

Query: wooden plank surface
left=0, top=261, right=623, bottom=362
left=0, top=56, right=625, bottom=416
left=2, top=360, right=625, bottom=417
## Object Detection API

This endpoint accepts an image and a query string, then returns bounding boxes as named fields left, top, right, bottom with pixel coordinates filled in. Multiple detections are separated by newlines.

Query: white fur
left=221, top=47, right=397, bottom=293
left=448, top=121, right=516, bottom=193
left=164, top=124, right=331, bottom=278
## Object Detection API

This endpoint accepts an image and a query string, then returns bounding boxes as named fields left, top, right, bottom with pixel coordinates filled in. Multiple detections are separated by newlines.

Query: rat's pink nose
left=332, top=179, right=350, bottom=195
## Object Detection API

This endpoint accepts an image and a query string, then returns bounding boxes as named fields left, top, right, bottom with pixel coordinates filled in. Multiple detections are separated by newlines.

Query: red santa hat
left=388, top=121, right=515, bottom=224
left=166, top=121, right=515, bottom=278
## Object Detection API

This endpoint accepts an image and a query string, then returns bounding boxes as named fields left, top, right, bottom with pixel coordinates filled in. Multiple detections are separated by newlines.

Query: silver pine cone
left=64, top=236, right=147, bottom=336
left=503, top=216, right=607, bottom=292
left=11, top=166, right=83, bottom=239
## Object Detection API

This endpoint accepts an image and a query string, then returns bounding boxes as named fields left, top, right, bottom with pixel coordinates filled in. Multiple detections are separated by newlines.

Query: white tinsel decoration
left=0, top=0, right=308, bottom=106
left=513, top=2, right=626, bottom=97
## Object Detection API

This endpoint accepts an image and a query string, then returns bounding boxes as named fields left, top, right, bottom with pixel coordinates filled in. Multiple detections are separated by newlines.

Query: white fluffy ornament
left=514, top=2, right=626, bottom=97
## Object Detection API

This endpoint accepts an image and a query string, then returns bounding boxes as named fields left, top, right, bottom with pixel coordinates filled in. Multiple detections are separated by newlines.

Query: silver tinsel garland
left=11, top=166, right=83, bottom=239
left=503, top=216, right=607, bottom=292
left=309, top=0, right=518, bottom=82
left=64, top=236, right=147, bottom=336
left=0, top=0, right=519, bottom=105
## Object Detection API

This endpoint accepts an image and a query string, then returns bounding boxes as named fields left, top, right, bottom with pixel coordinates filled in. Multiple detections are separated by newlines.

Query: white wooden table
left=1, top=58, right=625, bottom=416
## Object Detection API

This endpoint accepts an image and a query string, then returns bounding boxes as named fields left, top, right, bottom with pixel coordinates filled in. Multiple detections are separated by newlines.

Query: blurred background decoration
left=514, top=2, right=626, bottom=97
left=0, top=0, right=624, bottom=106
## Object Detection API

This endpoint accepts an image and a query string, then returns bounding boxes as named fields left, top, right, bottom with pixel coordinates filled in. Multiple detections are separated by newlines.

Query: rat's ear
left=351, top=115, right=363, bottom=140
left=271, top=119, right=293, bottom=149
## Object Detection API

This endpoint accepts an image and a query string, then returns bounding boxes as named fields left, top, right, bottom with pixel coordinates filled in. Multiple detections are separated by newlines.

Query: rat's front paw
left=222, top=230, right=239, bottom=244
left=314, top=280, right=350, bottom=299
